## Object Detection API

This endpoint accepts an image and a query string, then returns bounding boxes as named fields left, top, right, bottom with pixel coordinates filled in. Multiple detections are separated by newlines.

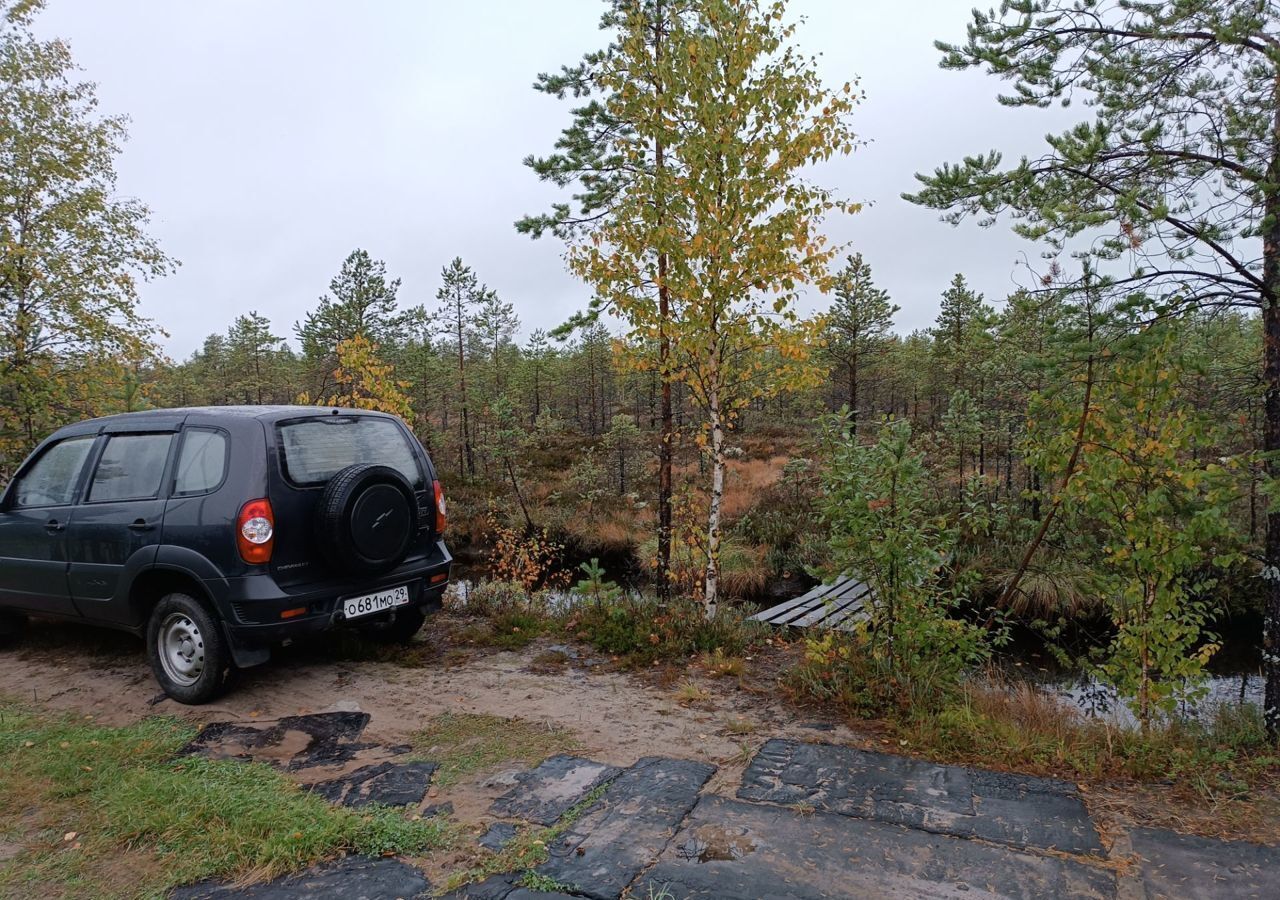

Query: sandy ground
left=0, top=617, right=858, bottom=819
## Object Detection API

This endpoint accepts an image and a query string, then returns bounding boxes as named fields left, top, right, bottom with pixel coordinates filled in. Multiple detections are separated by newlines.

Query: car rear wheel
left=0, top=611, right=27, bottom=649
left=146, top=593, right=230, bottom=704
left=357, top=605, right=426, bottom=645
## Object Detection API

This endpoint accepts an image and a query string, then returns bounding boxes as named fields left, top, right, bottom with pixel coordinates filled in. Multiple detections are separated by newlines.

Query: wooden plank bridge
left=749, top=574, right=872, bottom=630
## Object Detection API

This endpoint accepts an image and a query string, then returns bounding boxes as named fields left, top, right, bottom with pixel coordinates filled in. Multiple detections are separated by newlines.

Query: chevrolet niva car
left=0, top=406, right=451, bottom=703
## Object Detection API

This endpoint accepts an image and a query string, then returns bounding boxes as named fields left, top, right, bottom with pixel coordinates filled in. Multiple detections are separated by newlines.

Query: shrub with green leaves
left=811, top=413, right=991, bottom=710
left=1053, top=329, right=1244, bottom=729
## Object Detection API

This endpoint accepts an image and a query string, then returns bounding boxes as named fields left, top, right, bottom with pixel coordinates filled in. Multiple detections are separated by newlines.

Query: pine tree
left=931, top=274, right=991, bottom=390
left=225, top=312, right=289, bottom=404
left=296, top=249, right=407, bottom=398
left=435, top=257, right=487, bottom=479
left=824, top=253, right=898, bottom=433
left=519, top=0, right=695, bottom=600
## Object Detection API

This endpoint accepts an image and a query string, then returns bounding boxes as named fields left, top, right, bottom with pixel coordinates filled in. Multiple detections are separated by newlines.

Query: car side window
left=10, top=437, right=96, bottom=508
left=87, top=433, right=174, bottom=503
left=173, top=429, right=228, bottom=496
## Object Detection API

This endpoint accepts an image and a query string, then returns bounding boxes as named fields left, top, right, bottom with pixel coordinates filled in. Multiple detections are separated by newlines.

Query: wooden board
left=750, top=574, right=872, bottom=630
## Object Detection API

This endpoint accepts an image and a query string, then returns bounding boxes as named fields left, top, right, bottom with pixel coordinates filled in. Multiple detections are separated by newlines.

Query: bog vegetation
left=3, top=0, right=1280, bottom=768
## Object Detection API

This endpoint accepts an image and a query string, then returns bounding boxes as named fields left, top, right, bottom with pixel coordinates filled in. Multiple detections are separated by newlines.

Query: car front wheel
left=146, top=593, right=231, bottom=704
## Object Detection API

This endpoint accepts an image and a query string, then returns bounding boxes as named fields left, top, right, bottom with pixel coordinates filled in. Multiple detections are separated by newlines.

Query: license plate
left=343, top=585, right=410, bottom=620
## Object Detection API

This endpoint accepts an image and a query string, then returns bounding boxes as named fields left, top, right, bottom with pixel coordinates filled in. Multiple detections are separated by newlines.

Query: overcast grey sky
left=37, top=1, right=1077, bottom=359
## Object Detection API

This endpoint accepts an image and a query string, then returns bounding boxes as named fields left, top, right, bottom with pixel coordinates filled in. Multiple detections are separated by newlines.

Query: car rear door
left=0, top=435, right=98, bottom=617
left=268, top=413, right=435, bottom=591
left=65, top=424, right=179, bottom=624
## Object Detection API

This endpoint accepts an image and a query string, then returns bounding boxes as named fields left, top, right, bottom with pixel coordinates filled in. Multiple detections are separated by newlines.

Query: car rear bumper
left=209, top=540, right=451, bottom=651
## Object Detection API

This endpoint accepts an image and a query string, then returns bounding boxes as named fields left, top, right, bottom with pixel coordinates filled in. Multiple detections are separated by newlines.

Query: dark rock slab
left=491, top=754, right=622, bottom=825
left=478, top=821, right=519, bottom=852
left=171, top=855, right=429, bottom=899
left=438, top=875, right=581, bottom=900
left=1130, top=826, right=1280, bottom=899
left=636, top=794, right=1116, bottom=900
left=738, top=738, right=1102, bottom=856
left=183, top=712, right=377, bottom=770
left=310, top=760, right=437, bottom=808
left=538, top=756, right=716, bottom=900
left=437, top=874, right=519, bottom=899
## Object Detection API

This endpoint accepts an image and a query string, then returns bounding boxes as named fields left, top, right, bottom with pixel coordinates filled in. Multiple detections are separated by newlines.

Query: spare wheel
left=316, top=464, right=418, bottom=575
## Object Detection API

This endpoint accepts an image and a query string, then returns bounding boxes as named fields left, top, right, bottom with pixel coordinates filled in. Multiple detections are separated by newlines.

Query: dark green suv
left=0, top=406, right=452, bottom=704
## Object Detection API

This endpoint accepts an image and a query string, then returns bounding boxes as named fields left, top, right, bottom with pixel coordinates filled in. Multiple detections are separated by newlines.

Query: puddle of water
left=678, top=825, right=757, bottom=863
left=446, top=578, right=648, bottom=614
left=1014, top=668, right=1262, bottom=727
left=994, top=630, right=1263, bottom=726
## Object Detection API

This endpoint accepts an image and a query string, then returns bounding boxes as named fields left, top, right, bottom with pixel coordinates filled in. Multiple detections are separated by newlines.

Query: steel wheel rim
left=158, top=612, right=205, bottom=687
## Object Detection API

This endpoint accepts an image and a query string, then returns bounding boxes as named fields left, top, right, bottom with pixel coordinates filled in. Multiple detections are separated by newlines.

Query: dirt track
left=0, top=616, right=855, bottom=802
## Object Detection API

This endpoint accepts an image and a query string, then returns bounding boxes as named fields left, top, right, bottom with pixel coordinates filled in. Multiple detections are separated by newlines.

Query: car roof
left=48, top=406, right=396, bottom=438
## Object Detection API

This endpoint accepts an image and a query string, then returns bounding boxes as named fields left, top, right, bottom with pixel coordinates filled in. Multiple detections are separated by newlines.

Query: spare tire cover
left=315, top=464, right=418, bottom=575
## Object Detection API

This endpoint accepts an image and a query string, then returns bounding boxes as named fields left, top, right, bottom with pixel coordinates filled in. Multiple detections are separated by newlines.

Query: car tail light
left=237, top=498, right=275, bottom=564
left=432, top=480, right=448, bottom=534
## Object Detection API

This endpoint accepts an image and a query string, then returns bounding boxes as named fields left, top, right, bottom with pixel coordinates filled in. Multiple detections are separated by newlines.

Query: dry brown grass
left=718, top=542, right=770, bottom=599
left=673, top=454, right=791, bottom=522
left=720, top=455, right=790, bottom=520
left=971, top=679, right=1084, bottom=736
left=674, top=680, right=713, bottom=707
left=568, top=505, right=651, bottom=550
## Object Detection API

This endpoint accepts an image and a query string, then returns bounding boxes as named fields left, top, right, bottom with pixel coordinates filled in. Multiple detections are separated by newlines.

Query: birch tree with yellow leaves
left=570, top=0, right=859, bottom=615
left=0, top=0, right=171, bottom=477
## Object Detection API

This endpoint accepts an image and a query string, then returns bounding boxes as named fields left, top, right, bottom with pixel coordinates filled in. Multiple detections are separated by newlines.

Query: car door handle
left=44, top=519, right=65, bottom=533
left=128, top=519, right=155, bottom=532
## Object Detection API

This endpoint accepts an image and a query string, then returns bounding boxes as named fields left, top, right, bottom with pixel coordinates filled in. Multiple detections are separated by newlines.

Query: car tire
left=358, top=605, right=426, bottom=645
left=0, top=611, right=27, bottom=649
left=146, top=592, right=231, bottom=705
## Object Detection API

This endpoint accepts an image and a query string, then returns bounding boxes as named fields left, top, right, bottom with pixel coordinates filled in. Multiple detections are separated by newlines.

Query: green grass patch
left=0, top=703, right=456, bottom=899
left=563, top=596, right=767, bottom=667
left=454, top=608, right=547, bottom=650
left=409, top=712, right=579, bottom=787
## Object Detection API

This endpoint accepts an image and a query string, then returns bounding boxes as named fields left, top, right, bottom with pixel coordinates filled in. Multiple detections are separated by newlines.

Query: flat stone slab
left=478, top=821, right=519, bottom=852
left=310, top=760, right=437, bottom=808
left=636, top=795, right=1116, bottom=900
left=1130, top=826, right=1280, bottom=899
left=172, top=855, right=429, bottom=899
left=183, top=712, right=378, bottom=770
left=538, top=756, right=717, bottom=900
left=490, top=754, right=622, bottom=825
left=439, top=876, right=579, bottom=900
left=739, top=739, right=1103, bottom=856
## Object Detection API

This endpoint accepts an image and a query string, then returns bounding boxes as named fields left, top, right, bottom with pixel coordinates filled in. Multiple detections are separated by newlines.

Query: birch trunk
left=704, top=392, right=725, bottom=620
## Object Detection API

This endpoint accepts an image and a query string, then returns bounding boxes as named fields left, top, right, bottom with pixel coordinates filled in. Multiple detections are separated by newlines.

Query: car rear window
left=173, top=428, right=228, bottom=495
left=277, top=416, right=423, bottom=487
